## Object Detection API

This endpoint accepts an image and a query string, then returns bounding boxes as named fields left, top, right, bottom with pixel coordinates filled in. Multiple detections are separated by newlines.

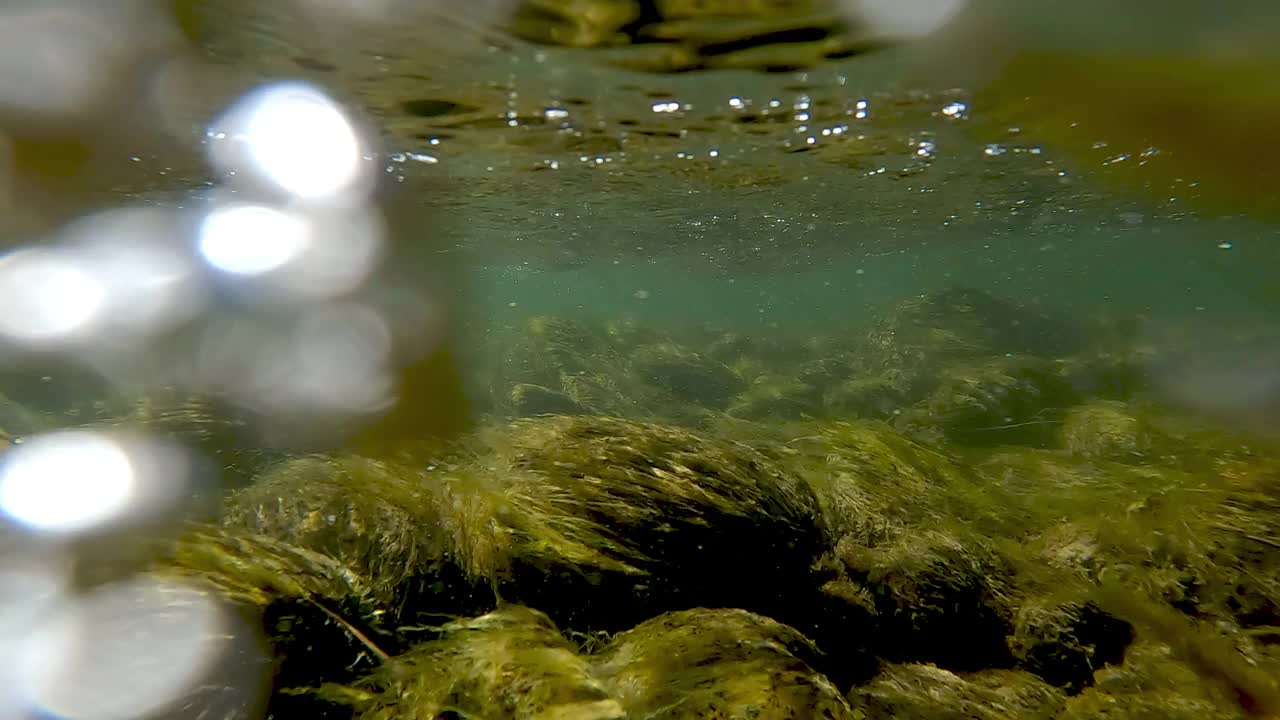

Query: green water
left=469, top=219, right=1279, bottom=335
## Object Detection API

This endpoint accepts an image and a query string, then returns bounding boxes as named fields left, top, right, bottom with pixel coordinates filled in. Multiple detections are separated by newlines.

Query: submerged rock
left=823, top=373, right=913, bottom=420
left=900, top=356, right=1076, bottom=446
left=1009, top=600, right=1133, bottom=693
left=330, top=606, right=850, bottom=720
left=1058, top=400, right=1153, bottom=461
left=595, top=607, right=854, bottom=719
left=727, top=373, right=820, bottom=419
left=509, top=382, right=585, bottom=416
left=866, top=287, right=1085, bottom=368
left=159, top=528, right=391, bottom=719
left=835, top=530, right=1016, bottom=672
left=1061, top=641, right=1259, bottom=720
left=848, top=663, right=1066, bottom=720
left=222, top=455, right=505, bottom=621
left=494, top=414, right=830, bottom=631
left=339, top=606, right=623, bottom=720
left=630, top=342, right=745, bottom=409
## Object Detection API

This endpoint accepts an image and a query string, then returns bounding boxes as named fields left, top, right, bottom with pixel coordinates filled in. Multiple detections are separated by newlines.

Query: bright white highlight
left=0, top=431, right=135, bottom=535
left=206, top=82, right=369, bottom=203
left=0, top=248, right=107, bottom=346
left=199, top=204, right=311, bottom=276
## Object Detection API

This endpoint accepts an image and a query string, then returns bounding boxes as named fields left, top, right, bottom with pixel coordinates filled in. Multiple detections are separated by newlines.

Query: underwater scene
left=1, top=1, right=1280, bottom=719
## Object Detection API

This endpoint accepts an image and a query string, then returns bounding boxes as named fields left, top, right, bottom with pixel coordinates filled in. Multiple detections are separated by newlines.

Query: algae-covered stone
left=159, top=527, right=392, bottom=718
left=790, top=420, right=969, bottom=542
left=1009, top=600, right=1133, bottom=692
left=727, top=373, right=820, bottom=419
left=487, top=316, right=724, bottom=422
left=509, top=382, right=585, bottom=416
left=866, top=287, right=1084, bottom=370
left=1058, top=400, right=1155, bottom=461
left=823, top=373, right=912, bottom=420
left=493, top=414, right=829, bottom=630
left=848, top=663, right=1066, bottom=720
left=1056, top=350, right=1152, bottom=399
left=902, top=356, right=1076, bottom=446
left=222, top=455, right=506, bottom=619
left=1061, top=642, right=1255, bottom=720
left=341, top=605, right=624, bottom=720
left=594, top=607, right=854, bottom=719
left=630, top=342, right=744, bottom=409
left=835, top=529, right=1015, bottom=671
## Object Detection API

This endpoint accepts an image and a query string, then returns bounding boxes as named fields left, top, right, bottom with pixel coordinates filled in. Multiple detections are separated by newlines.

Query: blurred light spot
left=64, top=208, right=206, bottom=337
left=0, top=5, right=116, bottom=116
left=652, top=101, right=680, bottom=113
left=0, top=247, right=106, bottom=347
left=846, top=0, right=967, bottom=38
left=259, top=304, right=395, bottom=414
left=941, top=101, right=968, bottom=118
left=199, top=204, right=310, bottom=276
left=0, top=563, right=66, bottom=720
left=207, top=82, right=368, bottom=203
left=0, top=430, right=190, bottom=537
left=265, top=207, right=383, bottom=300
left=0, top=431, right=133, bottom=534
left=18, top=577, right=248, bottom=720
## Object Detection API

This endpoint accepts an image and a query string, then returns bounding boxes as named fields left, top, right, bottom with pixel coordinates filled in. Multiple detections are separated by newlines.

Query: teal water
left=467, top=216, right=1279, bottom=337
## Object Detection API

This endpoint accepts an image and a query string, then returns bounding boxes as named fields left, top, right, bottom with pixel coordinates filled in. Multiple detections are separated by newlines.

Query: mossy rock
left=495, top=316, right=612, bottom=391
left=1009, top=600, right=1133, bottom=692
left=488, top=316, right=723, bottom=422
left=980, top=443, right=1280, bottom=635
left=788, top=420, right=971, bottom=543
left=835, top=529, right=1016, bottom=671
left=158, top=527, right=392, bottom=718
left=595, top=607, right=854, bottom=719
left=823, top=373, right=913, bottom=420
left=630, top=342, right=745, bottom=409
left=222, top=455, right=505, bottom=621
left=727, top=373, right=820, bottom=419
left=901, top=355, right=1077, bottom=446
left=1055, top=350, right=1153, bottom=400
left=1061, top=642, right=1255, bottom=720
left=848, top=663, right=1066, bottom=720
left=509, top=382, right=586, bottom=416
left=490, top=414, right=829, bottom=631
left=334, top=605, right=623, bottom=720
left=865, top=287, right=1085, bottom=371
left=1058, top=401, right=1151, bottom=461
